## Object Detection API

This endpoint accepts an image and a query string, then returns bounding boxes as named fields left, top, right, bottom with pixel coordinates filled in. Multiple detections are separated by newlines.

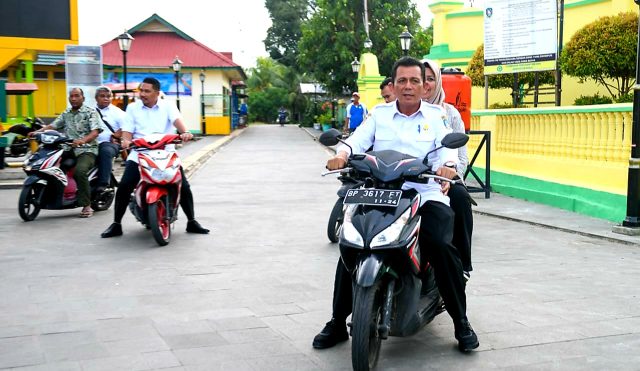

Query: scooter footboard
left=389, top=272, right=442, bottom=337
left=389, top=274, right=422, bottom=337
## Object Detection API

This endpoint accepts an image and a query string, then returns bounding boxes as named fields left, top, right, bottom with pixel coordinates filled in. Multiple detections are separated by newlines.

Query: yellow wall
left=468, top=104, right=632, bottom=195
left=427, top=0, right=639, bottom=109
left=205, top=116, right=231, bottom=135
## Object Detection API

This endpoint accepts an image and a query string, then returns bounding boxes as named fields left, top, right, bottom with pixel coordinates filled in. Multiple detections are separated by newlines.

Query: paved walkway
left=0, top=124, right=637, bottom=370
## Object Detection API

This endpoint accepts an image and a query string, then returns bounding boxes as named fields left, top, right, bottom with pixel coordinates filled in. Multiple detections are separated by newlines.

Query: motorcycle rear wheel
left=352, top=281, right=384, bottom=371
left=18, top=184, right=43, bottom=221
left=149, top=198, right=171, bottom=246
left=327, top=198, right=344, bottom=243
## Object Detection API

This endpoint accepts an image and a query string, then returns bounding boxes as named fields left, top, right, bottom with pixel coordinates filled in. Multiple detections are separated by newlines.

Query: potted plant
left=317, top=111, right=334, bottom=132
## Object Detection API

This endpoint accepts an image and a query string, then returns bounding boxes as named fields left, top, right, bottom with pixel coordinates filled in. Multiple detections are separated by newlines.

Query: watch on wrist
left=444, top=161, right=456, bottom=169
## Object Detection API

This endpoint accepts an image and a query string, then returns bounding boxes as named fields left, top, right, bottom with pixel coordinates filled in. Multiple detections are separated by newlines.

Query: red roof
left=102, top=32, right=239, bottom=69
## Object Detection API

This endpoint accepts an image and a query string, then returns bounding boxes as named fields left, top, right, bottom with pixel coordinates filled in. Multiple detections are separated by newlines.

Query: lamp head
left=399, top=26, right=413, bottom=53
left=172, top=56, right=183, bottom=72
left=117, top=30, right=134, bottom=52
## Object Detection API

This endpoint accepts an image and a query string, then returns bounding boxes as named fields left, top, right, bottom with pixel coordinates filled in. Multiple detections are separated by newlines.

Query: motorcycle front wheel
left=18, top=183, right=43, bottom=221
left=149, top=198, right=171, bottom=246
left=352, top=281, right=384, bottom=371
left=91, top=177, right=117, bottom=211
left=327, top=198, right=344, bottom=243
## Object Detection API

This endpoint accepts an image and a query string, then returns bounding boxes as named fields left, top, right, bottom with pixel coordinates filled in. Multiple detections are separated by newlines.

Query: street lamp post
left=351, top=57, right=361, bottom=92
left=172, top=56, right=183, bottom=110
left=117, top=30, right=134, bottom=110
left=199, top=70, right=206, bottom=136
left=399, top=26, right=413, bottom=56
left=616, top=0, right=640, bottom=234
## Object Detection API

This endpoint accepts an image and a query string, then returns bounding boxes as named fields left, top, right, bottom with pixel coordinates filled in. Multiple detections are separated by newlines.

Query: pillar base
left=612, top=224, right=640, bottom=236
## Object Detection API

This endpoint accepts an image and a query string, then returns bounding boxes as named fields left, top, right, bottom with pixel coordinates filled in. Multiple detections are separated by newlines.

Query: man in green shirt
left=34, top=88, right=102, bottom=217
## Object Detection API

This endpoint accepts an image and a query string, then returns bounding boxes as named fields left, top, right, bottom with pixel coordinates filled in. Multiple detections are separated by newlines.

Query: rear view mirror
left=441, top=132, right=469, bottom=149
left=319, top=128, right=343, bottom=146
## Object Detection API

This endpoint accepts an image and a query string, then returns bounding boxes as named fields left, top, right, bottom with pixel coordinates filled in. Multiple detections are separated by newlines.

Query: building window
left=34, top=71, right=48, bottom=80
left=54, top=72, right=65, bottom=80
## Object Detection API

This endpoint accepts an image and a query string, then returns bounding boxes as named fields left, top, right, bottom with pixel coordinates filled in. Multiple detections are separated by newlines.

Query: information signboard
left=483, top=0, right=557, bottom=75
left=65, top=45, right=103, bottom=104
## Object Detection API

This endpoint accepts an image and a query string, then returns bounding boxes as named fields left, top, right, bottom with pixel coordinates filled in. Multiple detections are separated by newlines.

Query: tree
left=246, top=57, right=309, bottom=123
left=298, top=0, right=432, bottom=95
left=264, top=0, right=311, bottom=70
left=466, top=44, right=555, bottom=104
left=560, top=12, right=638, bottom=100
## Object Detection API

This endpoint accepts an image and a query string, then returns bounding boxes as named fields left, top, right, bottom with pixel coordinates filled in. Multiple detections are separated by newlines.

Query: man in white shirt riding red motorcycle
left=101, top=77, right=209, bottom=238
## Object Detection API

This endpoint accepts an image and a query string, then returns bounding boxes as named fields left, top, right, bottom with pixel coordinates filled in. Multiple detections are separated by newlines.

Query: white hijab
left=422, top=59, right=445, bottom=106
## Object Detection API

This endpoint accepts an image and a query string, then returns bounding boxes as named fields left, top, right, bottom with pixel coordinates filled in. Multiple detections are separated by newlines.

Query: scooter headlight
left=370, top=208, right=412, bottom=248
left=150, top=168, right=178, bottom=182
left=343, top=204, right=364, bottom=247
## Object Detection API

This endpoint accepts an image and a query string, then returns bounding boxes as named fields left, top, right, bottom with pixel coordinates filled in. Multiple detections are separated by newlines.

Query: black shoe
left=455, top=318, right=479, bottom=352
left=101, top=223, right=123, bottom=238
left=186, top=220, right=209, bottom=234
left=95, top=185, right=107, bottom=194
left=312, top=319, right=349, bottom=349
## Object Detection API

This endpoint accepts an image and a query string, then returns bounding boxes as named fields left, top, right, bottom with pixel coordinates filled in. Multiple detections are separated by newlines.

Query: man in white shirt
left=101, top=77, right=209, bottom=238
left=313, top=57, right=478, bottom=352
left=94, top=86, right=124, bottom=193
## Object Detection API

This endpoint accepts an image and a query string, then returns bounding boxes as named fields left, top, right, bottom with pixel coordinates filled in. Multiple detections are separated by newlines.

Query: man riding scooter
left=313, top=57, right=478, bottom=352
left=30, top=88, right=102, bottom=218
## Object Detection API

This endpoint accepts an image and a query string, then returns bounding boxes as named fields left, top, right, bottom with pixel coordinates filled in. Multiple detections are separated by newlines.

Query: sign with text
left=483, top=0, right=557, bottom=75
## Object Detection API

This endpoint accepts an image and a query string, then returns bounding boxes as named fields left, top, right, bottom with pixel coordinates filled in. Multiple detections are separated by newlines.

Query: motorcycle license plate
left=343, top=189, right=402, bottom=207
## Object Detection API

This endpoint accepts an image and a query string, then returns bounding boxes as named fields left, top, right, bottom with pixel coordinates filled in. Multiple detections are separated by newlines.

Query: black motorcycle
left=319, top=129, right=468, bottom=371
left=18, top=130, right=117, bottom=221
left=2, top=117, right=44, bottom=158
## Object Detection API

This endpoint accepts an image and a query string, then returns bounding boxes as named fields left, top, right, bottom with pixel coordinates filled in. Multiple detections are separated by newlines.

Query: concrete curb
left=473, top=210, right=638, bottom=246
left=182, top=128, right=246, bottom=179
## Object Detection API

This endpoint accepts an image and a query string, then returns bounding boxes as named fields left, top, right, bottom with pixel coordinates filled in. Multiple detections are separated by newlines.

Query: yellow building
left=0, top=0, right=77, bottom=120
left=426, top=0, right=638, bottom=109
left=426, top=0, right=639, bottom=222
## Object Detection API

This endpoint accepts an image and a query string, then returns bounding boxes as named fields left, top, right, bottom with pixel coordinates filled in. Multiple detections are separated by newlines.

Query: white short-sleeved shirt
left=123, top=99, right=182, bottom=162
left=96, top=104, right=126, bottom=144
left=337, top=100, right=456, bottom=206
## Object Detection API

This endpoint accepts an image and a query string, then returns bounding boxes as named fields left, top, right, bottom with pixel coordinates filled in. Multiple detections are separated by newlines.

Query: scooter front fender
left=146, top=187, right=168, bottom=205
left=355, top=255, right=385, bottom=288
left=23, top=175, right=47, bottom=187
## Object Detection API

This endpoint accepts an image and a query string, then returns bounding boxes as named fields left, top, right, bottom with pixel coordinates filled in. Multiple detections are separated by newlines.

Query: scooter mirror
left=318, top=128, right=343, bottom=146
left=441, top=132, right=469, bottom=149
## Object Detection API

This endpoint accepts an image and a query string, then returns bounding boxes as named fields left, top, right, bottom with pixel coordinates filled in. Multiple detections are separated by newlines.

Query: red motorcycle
left=127, top=134, right=182, bottom=246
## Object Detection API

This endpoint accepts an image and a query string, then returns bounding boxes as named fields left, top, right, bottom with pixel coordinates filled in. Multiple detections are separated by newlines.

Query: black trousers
left=332, top=201, right=467, bottom=324
left=96, top=142, right=119, bottom=187
left=448, top=183, right=473, bottom=272
left=112, top=160, right=195, bottom=224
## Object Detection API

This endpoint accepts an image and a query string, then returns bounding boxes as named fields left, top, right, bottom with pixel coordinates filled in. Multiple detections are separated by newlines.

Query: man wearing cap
left=344, top=92, right=367, bottom=133
left=94, top=86, right=125, bottom=193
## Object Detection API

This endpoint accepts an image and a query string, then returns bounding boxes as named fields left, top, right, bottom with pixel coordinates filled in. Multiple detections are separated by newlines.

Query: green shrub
left=615, top=93, right=633, bottom=103
left=488, top=102, right=529, bottom=109
left=573, top=94, right=613, bottom=106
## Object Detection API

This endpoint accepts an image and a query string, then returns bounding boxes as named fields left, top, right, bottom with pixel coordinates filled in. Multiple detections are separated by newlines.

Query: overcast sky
left=78, top=0, right=481, bottom=69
